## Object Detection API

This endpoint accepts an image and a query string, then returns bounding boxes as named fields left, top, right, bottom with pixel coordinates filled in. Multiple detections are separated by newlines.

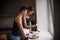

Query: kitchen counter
left=28, top=31, right=53, bottom=40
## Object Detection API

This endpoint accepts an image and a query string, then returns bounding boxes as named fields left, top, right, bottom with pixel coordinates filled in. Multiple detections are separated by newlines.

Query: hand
left=21, top=35, right=28, bottom=40
left=21, top=34, right=27, bottom=39
left=36, top=24, right=39, bottom=27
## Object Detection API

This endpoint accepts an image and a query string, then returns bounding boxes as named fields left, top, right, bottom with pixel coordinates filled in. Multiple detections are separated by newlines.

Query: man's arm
left=15, top=16, right=26, bottom=38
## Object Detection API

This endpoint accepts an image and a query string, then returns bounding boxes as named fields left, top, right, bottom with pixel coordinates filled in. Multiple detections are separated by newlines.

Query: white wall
left=36, top=0, right=48, bottom=32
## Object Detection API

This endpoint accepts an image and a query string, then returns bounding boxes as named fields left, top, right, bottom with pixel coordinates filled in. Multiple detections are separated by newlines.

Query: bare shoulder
left=15, top=15, right=22, bottom=22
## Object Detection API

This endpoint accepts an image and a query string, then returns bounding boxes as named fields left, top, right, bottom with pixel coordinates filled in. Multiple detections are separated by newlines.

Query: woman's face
left=28, top=11, right=34, bottom=15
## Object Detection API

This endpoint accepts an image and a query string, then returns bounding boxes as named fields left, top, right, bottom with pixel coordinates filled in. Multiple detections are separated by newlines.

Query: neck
left=18, top=12, right=24, bottom=16
left=27, top=14, right=30, bottom=16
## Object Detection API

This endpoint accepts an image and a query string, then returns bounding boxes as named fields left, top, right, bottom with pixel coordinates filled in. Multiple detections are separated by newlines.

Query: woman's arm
left=31, top=25, right=37, bottom=27
left=15, top=16, right=26, bottom=38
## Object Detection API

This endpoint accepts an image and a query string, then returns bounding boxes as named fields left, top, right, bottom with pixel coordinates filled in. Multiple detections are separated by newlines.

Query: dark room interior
left=0, top=0, right=60, bottom=40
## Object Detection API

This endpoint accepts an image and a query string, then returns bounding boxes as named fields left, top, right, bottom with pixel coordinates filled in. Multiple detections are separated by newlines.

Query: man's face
left=24, top=10, right=27, bottom=15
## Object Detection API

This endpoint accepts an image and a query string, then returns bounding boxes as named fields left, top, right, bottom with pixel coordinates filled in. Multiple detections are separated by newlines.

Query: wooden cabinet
left=0, top=34, right=7, bottom=40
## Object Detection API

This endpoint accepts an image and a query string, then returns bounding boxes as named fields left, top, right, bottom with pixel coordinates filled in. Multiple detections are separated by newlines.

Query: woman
left=23, top=7, right=37, bottom=33
left=11, top=7, right=28, bottom=40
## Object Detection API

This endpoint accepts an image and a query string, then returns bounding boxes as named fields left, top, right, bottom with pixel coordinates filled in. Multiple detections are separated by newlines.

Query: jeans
left=11, top=35, right=20, bottom=40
